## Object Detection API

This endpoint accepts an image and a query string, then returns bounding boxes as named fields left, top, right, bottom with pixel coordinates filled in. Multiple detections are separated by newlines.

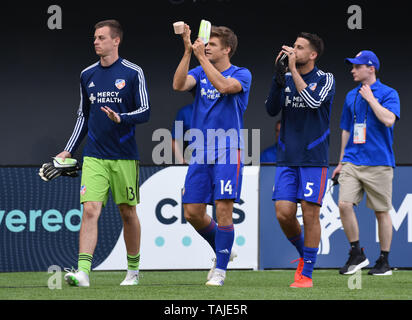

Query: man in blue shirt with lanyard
left=173, top=24, right=252, bottom=286
left=332, top=50, right=400, bottom=276
left=265, top=32, right=335, bottom=288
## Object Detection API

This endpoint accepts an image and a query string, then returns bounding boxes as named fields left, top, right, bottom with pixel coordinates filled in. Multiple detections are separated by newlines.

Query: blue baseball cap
left=345, top=50, right=380, bottom=71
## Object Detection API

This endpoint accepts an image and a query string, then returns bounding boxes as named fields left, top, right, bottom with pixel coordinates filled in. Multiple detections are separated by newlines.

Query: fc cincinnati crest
left=115, top=79, right=126, bottom=90
left=308, top=83, right=317, bottom=91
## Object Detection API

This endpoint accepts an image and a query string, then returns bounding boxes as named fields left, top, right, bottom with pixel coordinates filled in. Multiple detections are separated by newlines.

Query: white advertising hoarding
left=95, top=166, right=259, bottom=270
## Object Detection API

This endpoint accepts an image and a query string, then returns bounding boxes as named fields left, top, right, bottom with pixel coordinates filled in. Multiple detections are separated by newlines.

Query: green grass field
left=0, top=269, right=411, bottom=300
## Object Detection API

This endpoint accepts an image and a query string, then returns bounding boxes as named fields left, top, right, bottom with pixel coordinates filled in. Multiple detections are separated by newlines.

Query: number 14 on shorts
left=220, top=180, right=233, bottom=195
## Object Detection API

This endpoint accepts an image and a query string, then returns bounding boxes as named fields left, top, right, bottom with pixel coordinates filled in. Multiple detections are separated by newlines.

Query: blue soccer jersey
left=182, top=64, right=251, bottom=204
left=265, top=67, right=335, bottom=167
left=188, top=64, right=252, bottom=153
left=64, top=58, right=150, bottom=160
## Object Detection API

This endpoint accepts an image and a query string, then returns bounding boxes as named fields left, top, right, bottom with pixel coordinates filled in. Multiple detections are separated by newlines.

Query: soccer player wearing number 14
left=57, top=20, right=150, bottom=287
left=265, top=33, right=335, bottom=288
left=173, top=24, right=252, bottom=286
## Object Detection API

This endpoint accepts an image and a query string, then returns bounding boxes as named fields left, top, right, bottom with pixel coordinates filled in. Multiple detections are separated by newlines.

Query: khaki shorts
left=338, top=162, right=393, bottom=212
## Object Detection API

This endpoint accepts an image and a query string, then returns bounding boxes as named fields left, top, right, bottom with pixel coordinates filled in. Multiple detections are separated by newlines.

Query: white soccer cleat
left=207, top=250, right=237, bottom=281
left=120, top=270, right=140, bottom=286
left=64, top=269, right=90, bottom=287
left=206, top=270, right=226, bottom=286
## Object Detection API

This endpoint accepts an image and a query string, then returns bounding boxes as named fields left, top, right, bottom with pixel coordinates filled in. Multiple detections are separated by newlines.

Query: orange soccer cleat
left=291, top=258, right=305, bottom=282
left=290, top=275, right=313, bottom=288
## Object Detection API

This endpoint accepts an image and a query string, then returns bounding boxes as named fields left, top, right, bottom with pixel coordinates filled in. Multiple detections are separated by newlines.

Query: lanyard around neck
left=353, top=90, right=367, bottom=124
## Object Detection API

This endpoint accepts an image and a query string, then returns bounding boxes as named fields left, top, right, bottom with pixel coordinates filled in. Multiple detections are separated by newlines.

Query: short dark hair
left=297, top=32, right=324, bottom=61
left=210, top=26, right=238, bottom=58
left=94, top=19, right=123, bottom=44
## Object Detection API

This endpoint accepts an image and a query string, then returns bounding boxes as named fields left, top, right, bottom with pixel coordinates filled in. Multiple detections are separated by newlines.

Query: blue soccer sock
left=215, top=224, right=235, bottom=271
left=288, top=232, right=304, bottom=258
left=198, top=218, right=217, bottom=252
left=302, top=246, right=318, bottom=279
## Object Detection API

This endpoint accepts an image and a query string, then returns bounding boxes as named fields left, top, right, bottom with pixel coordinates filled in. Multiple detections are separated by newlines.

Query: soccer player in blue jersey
left=56, top=20, right=150, bottom=287
left=265, top=32, right=335, bottom=288
left=173, top=24, right=252, bottom=286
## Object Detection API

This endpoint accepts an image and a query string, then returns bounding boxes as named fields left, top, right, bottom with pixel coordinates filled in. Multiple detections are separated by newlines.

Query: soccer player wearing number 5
left=57, top=20, right=150, bottom=287
left=332, top=51, right=400, bottom=276
left=173, top=24, right=252, bottom=286
left=265, top=33, right=335, bottom=288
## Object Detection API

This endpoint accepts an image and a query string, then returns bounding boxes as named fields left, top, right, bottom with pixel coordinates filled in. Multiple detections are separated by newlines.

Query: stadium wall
left=0, top=165, right=411, bottom=272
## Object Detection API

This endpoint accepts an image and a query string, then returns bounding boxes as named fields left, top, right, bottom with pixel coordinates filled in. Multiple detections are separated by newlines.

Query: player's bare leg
left=215, top=199, right=234, bottom=227
left=64, top=201, right=102, bottom=287
left=118, top=204, right=141, bottom=255
left=275, top=200, right=300, bottom=238
left=300, top=201, right=321, bottom=248
left=118, top=203, right=142, bottom=285
left=79, top=201, right=103, bottom=254
left=183, top=203, right=209, bottom=229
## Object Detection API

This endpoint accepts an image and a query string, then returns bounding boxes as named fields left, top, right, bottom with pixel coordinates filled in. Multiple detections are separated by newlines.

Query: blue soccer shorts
left=182, top=149, right=243, bottom=204
left=272, top=166, right=328, bottom=206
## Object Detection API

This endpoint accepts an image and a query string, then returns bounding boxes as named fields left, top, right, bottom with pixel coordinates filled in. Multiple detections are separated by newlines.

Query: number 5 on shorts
left=220, top=180, right=232, bottom=195
left=304, top=182, right=314, bottom=197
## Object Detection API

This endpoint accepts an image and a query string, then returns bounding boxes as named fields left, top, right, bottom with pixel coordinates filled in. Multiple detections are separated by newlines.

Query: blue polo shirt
left=340, top=79, right=400, bottom=167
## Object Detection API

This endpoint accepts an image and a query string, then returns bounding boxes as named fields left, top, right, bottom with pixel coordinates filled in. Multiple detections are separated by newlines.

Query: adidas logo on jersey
left=218, top=249, right=230, bottom=255
left=88, top=82, right=95, bottom=88
left=285, top=87, right=291, bottom=93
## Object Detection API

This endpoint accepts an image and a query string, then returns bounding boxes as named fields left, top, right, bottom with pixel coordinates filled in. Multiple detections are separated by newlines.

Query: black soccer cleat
left=339, top=247, right=369, bottom=275
left=368, top=255, right=392, bottom=276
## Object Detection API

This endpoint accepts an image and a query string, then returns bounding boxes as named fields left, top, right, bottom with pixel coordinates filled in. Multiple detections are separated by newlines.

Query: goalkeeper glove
left=274, top=53, right=288, bottom=88
left=39, top=157, right=81, bottom=181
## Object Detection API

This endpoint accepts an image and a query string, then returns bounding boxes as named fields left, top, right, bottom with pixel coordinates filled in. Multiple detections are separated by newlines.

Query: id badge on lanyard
left=353, top=91, right=367, bottom=144
left=353, top=122, right=366, bottom=144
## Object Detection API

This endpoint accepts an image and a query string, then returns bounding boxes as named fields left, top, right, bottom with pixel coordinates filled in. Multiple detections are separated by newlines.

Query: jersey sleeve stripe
left=65, top=115, right=85, bottom=152
left=300, top=73, right=334, bottom=108
left=65, top=84, right=86, bottom=152
left=121, top=60, right=149, bottom=108
left=319, top=73, right=334, bottom=99
left=80, top=62, right=99, bottom=75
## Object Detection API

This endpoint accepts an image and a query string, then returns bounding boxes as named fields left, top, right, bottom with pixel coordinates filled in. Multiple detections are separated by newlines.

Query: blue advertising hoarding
left=259, top=165, right=412, bottom=269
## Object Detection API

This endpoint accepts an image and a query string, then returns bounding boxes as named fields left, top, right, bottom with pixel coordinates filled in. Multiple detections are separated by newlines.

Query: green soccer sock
left=78, top=253, right=93, bottom=276
left=127, top=253, right=140, bottom=271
